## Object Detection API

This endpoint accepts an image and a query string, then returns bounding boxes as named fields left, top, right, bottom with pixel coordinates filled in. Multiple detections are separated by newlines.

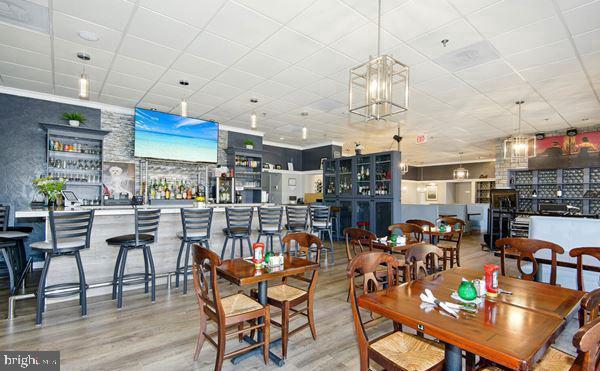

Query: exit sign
left=416, top=134, right=428, bottom=144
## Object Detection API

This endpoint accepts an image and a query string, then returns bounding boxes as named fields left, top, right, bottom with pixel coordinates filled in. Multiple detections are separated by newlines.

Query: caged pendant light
left=453, top=152, right=469, bottom=180
left=503, top=101, right=536, bottom=162
left=349, top=0, right=409, bottom=121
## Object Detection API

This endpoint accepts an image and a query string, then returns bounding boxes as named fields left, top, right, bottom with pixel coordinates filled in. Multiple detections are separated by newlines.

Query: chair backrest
left=180, top=208, right=213, bottom=240
left=225, top=207, right=253, bottom=231
left=258, top=206, right=283, bottom=232
left=343, top=227, right=376, bottom=261
left=286, top=205, right=308, bottom=229
left=573, top=317, right=600, bottom=371
left=282, top=232, right=322, bottom=263
left=310, top=205, right=330, bottom=225
left=405, top=219, right=435, bottom=230
left=569, top=247, right=600, bottom=291
left=0, top=205, right=9, bottom=231
left=346, top=251, right=403, bottom=367
left=405, top=243, right=444, bottom=279
left=192, top=243, right=224, bottom=323
left=580, top=288, right=600, bottom=326
left=48, top=210, right=95, bottom=254
left=439, top=216, right=465, bottom=243
left=388, top=223, right=423, bottom=243
left=496, top=237, right=565, bottom=285
left=135, top=208, right=161, bottom=246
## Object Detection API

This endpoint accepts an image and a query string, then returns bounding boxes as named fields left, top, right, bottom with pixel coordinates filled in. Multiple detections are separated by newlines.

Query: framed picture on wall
left=426, top=184, right=438, bottom=201
left=103, top=161, right=135, bottom=198
left=288, top=178, right=296, bottom=186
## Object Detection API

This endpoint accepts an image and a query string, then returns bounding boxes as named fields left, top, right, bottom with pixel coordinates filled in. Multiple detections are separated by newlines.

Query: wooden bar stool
left=176, top=208, right=213, bottom=295
left=31, top=210, right=94, bottom=325
left=256, top=206, right=283, bottom=253
left=221, top=207, right=253, bottom=260
left=106, top=208, right=161, bottom=309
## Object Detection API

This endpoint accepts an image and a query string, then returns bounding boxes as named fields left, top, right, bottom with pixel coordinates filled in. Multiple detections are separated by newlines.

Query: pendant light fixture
left=349, top=0, right=409, bottom=121
left=301, top=112, right=308, bottom=140
left=179, top=80, right=189, bottom=117
left=250, top=98, right=258, bottom=130
left=393, top=124, right=408, bottom=175
left=503, top=101, right=536, bottom=162
left=453, top=152, right=469, bottom=180
left=77, top=52, right=90, bottom=100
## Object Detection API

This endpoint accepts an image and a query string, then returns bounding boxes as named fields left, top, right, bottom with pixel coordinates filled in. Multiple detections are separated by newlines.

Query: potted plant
left=244, top=139, right=254, bottom=150
left=62, top=112, right=87, bottom=127
left=32, top=176, right=67, bottom=208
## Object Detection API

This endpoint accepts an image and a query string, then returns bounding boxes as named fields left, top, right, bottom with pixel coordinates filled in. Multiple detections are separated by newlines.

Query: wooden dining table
left=360, top=238, right=420, bottom=254
left=216, top=256, right=319, bottom=367
left=358, top=267, right=585, bottom=370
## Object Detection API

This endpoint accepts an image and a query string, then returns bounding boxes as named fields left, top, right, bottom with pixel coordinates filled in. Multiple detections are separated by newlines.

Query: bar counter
left=15, top=203, right=274, bottom=300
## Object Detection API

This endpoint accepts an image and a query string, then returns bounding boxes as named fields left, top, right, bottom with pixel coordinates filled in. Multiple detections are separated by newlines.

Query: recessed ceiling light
left=78, top=31, right=99, bottom=42
left=279, top=137, right=285, bottom=140
left=441, top=39, right=449, bottom=47
left=76, top=52, right=90, bottom=61
left=582, top=118, right=589, bottom=121
left=179, top=80, right=189, bottom=86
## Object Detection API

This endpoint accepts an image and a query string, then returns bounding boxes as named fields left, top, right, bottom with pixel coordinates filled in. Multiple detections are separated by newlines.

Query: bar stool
left=30, top=210, right=94, bottom=325
left=310, top=205, right=335, bottom=265
left=257, top=206, right=283, bottom=253
left=176, top=208, right=213, bottom=294
left=106, top=208, right=161, bottom=309
left=285, top=205, right=308, bottom=235
left=0, top=204, right=33, bottom=295
left=221, top=207, right=253, bottom=260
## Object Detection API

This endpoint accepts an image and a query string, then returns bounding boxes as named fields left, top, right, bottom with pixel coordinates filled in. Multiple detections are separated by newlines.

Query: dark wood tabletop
left=360, top=239, right=419, bottom=254
left=422, top=228, right=456, bottom=237
left=216, top=257, right=319, bottom=286
left=357, top=267, right=584, bottom=370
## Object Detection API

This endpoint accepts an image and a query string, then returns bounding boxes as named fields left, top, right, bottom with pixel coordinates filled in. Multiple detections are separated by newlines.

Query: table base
left=231, top=336, right=284, bottom=367
left=444, top=343, right=462, bottom=371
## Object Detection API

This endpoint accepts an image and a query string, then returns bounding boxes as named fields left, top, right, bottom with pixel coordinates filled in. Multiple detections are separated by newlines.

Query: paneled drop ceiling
left=0, top=0, right=599, bottom=164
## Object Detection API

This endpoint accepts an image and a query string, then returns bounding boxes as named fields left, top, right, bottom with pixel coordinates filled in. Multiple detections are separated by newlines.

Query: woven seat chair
left=436, top=216, right=465, bottom=268
left=388, top=223, right=424, bottom=245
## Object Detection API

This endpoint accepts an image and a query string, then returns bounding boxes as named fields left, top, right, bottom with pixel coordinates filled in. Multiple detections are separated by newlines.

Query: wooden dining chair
left=404, top=243, right=444, bottom=280
left=436, top=217, right=465, bottom=268
left=569, top=247, right=600, bottom=291
left=405, top=219, right=435, bottom=243
left=347, top=251, right=445, bottom=371
left=343, top=227, right=376, bottom=261
left=388, top=223, right=423, bottom=244
left=495, top=237, right=565, bottom=286
left=579, top=288, right=600, bottom=327
left=481, top=316, right=600, bottom=371
left=254, top=232, right=320, bottom=360
left=192, top=244, right=270, bottom=370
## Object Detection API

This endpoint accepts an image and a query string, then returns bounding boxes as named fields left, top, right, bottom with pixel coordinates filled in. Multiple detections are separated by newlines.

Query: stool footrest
left=44, top=282, right=87, bottom=298
left=117, top=272, right=152, bottom=286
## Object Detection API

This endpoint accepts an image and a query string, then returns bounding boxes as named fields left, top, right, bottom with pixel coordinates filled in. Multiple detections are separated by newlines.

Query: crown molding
left=409, top=158, right=495, bottom=167
left=301, top=140, right=344, bottom=150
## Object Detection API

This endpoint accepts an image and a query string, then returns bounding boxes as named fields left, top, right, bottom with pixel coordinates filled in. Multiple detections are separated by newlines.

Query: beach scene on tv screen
left=134, top=108, right=218, bottom=163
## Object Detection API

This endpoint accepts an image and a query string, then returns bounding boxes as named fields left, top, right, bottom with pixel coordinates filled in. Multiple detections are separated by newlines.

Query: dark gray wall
left=403, top=165, right=419, bottom=181
left=302, top=145, right=342, bottom=171
left=262, top=145, right=302, bottom=171
left=227, top=131, right=263, bottom=153
left=417, top=161, right=495, bottom=181
left=0, top=93, right=102, bottom=257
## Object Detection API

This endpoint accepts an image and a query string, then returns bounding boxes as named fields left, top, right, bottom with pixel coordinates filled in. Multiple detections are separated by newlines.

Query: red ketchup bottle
left=252, top=242, right=265, bottom=269
left=484, top=264, right=499, bottom=297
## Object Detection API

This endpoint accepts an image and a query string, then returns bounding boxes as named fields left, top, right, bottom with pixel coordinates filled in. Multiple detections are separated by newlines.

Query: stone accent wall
left=495, top=123, right=600, bottom=187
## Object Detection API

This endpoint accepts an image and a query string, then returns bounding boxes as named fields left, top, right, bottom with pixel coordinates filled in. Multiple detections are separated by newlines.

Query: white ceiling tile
left=573, top=28, right=600, bottom=55
left=53, top=37, right=114, bottom=69
left=581, top=51, right=600, bottom=75
left=53, top=58, right=108, bottom=82
left=105, top=71, right=156, bottom=91
left=101, top=84, right=146, bottom=101
left=304, top=78, right=346, bottom=97
left=281, top=89, right=322, bottom=106
left=0, top=23, right=50, bottom=55
left=200, top=80, right=245, bottom=100
left=271, top=66, right=323, bottom=87
left=504, top=39, right=576, bottom=71
left=97, top=94, right=139, bottom=108
left=111, top=55, right=165, bottom=81
left=447, top=0, right=502, bottom=15
left=205, top=2, right=280, bottom=48
left=128, top=7, right=199, bottom=50
left=341, top=0, right=409, bottom=20
left=171, top=53, right=226, bottom=80
left=257, top=28, right=322, bottom=64
left=330, top=23, right=402, bottom=61
left=119, top=35, right=180, bottom=67
left=1, top=75, right=53, bottom=94
left=490, top=17, right=567, bottom=56
left=408, top=19, right=483, bottom=59
left=187, top=90, right=227, bottom=107
left=251, top=79, right=296, bottom=98
left=288, top=0, right=368, bottom=44
left=555, top=0, right=596, bottom=11
left=53, top=11, right=122, bottom=52
left=0, top=44, right=51, bottom=71
left=562, top=0, right=600, bottom=35
left=385, top=42, right=428, bottom=66
left=519, top=58, right=583, bottom=82
left=140, top=92, right=180, bottom=108
left=139, top=0, right=227, bottom=28
left=136, top=100, right=173, bottom=113
left=53, top=0, right=134, bottom=31
left=54, top=72, right=101, bottom=92
left=259, top=99, right=302, bottom=114
left=159, top=69, right=209, bottom=91
left=382, top=0, right=460, bottom=41
left=297, top=48, right=356, bottom=75
left=150, top=82, right=196, bottom=100
left=187, top=32, right=250, bottom=65
left=215, top=69, right=264, bottom=90
left=469, top=72, right=524, bottom=92
left=234, top=0, right=315, bottom=23
left=0, top=62, right=52, bottom=84
left=455, top=59, right=514, bottom=83
left=54, top=84, right=92, bottom=99
left=414, top=74, right=466, bottom=94
left=410, top=60, right=447, bottom=84
left=233, top=51, right=290, bottom=78
left=467, top=0, right=556, bottom=39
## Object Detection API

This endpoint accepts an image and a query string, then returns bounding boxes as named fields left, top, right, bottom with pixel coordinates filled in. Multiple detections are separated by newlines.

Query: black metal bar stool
left=310, top=205, right=335, bottom=265
left=30, top=210, right=94, bottom=325
left=221, top=207, right=253, bottom=260
left=106, top=208, right=160, bottom=309
left=0, top=205, right=33, bottom=295
left=257, top=206, right=283, bottom=253
left=285, top=206, right=309, bottom=235
left=176, top=207, right=213, bottom=294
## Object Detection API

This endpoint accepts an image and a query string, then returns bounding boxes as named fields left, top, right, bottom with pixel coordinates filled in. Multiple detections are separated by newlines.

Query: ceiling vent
left=0, top=0, right=49, bottom=33
left=434, top=40, right=499, bottom=73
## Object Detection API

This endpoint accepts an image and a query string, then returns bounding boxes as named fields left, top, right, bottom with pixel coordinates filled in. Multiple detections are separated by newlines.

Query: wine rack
left=475, top=180, right=495, bottom=203
left=563, top=168, right=584, bottom=184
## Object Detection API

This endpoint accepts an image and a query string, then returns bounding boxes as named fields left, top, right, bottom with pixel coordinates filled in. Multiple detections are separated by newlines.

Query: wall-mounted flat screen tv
left=134, top=108, right=218, bottom=163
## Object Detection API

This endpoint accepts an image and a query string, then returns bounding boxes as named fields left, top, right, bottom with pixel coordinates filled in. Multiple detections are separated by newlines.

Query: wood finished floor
left=0, top=234, right=579, bottom=371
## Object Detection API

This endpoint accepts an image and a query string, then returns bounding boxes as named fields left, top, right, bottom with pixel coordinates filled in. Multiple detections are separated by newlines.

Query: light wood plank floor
left=0, top=234, right=579, bottom=370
